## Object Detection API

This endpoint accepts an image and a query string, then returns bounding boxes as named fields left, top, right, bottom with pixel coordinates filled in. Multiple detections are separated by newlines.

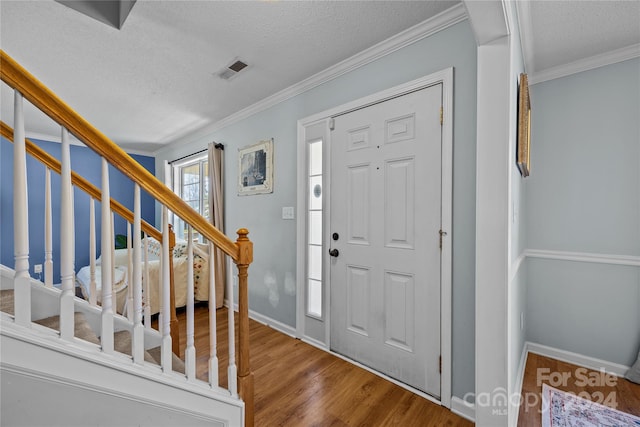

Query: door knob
left=329, top=248, right=339, bottom=257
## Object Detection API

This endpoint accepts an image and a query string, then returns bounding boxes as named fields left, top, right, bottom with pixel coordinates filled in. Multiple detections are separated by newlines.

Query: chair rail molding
left=524, top=249, right=640, bottom=267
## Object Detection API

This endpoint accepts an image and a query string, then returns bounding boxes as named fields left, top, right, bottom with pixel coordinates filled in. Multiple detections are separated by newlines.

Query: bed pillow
left=626, top=350, right=640, bottom=384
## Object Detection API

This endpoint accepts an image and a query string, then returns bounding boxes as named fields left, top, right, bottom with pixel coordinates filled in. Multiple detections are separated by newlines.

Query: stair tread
left=111, top=330, right=185, bottom=374
left=1, top=289, right=15, bottom=315
left=34, top=312, right=101, bottom=344
left=3, top=288, right=185, bottom=374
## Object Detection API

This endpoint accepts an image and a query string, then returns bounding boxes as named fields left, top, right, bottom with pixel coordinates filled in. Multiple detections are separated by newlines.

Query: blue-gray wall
left=156, top=20, right=478, bottom=399
left=526, top=58, right=640, bottom=366
left=1, top=137, right=156, bottom=282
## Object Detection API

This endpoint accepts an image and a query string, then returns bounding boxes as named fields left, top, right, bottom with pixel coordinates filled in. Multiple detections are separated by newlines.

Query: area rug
left=542, top=383, right=640, bottom=427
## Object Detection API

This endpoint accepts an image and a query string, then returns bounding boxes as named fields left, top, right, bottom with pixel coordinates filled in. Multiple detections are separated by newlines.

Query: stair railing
left=1, top=121, right=179, bottom=337
left=1, top=50, right=254, bottom=426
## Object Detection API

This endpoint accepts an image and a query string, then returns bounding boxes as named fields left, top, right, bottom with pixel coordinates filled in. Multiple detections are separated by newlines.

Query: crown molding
left=21, top=131, right=155, bottom=157
left=529, top=43, right=640, bottom=85
left=158, top=3, right=467, bottom=155
left=25, top=131, right=83, bottom=146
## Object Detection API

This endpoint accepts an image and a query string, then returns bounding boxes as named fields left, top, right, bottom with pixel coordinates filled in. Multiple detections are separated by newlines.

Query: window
left=306, top=139, right=323, bottom=318
left=172, top=155, right=208, bottom=241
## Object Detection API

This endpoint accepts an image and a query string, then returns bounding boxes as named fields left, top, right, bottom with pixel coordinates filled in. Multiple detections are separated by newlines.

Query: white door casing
left=329, top=84, right=443, bottom=397
left=296, top=68, right=453, bottom=407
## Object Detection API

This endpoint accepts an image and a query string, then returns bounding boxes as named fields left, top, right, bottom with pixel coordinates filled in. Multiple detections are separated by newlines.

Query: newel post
left=235, top=228, right=254, bottom=427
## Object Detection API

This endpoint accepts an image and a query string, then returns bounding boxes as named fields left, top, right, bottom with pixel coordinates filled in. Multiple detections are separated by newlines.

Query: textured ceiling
left=0, top=0, right=457, bottom=151
left=520, top=1, right=640, bottom=74
left=2, top=1, right=639, bottom=153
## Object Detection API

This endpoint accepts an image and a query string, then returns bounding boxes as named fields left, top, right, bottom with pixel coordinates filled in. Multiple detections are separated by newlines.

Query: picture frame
left=238, top=139, right=273, bottom=195
left=517, top=73, right=531, bottom=177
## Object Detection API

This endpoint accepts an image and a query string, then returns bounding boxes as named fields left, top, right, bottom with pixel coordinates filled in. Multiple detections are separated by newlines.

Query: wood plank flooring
left=518, top=352, right=640, bottom=426
left=169, top=305, right=472, bottom=426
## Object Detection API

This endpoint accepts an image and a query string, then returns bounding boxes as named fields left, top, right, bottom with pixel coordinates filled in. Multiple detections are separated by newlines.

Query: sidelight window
left=306, top=139, right=323, bottom=318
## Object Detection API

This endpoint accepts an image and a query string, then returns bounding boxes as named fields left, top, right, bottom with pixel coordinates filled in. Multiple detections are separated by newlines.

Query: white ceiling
left=518, top=0, right=640, bottom=82
left=0, top=0, right=457, bottom=152
left=1, top=1, right=639, bottom=153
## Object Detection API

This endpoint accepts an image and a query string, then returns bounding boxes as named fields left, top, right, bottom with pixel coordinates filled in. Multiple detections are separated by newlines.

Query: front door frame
left=296, top=68, right=454, bottom=408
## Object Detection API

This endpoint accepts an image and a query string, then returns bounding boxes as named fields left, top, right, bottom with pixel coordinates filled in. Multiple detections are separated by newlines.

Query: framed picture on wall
left=517, top=73, right=531, bottom=177
left=238, top=139, right=273, bottom=195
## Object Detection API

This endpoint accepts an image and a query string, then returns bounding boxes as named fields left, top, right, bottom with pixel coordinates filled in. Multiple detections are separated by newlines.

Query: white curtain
left=208, top=142, right=225, bottom=308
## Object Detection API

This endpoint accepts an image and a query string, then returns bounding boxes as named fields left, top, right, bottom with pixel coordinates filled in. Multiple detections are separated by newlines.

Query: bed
left=76, top=236, right=223, bottom=316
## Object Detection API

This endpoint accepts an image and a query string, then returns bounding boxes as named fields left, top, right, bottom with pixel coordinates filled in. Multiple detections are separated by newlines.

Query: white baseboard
left=224, top=299, right=297, bottom=338
left=300, top=335, right=328, bottom=351
left=248, top=309, right=297, bottom=338
left=526, top=342, right=630, bottom=377
left=451, top=396, right=475, bottom=423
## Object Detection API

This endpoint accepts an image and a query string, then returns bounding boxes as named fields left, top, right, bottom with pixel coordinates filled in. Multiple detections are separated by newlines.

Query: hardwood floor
left=518, top=352, right=640, bottom=426
left=169, top=305, right=472, bottom=426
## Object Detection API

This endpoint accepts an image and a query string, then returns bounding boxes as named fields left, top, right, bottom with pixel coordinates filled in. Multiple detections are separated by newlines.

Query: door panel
left=385, top=157, right=415, bottom=249
left=347, top=164, right=371, bottom=244
left=330, top=84, right=442, bottom=397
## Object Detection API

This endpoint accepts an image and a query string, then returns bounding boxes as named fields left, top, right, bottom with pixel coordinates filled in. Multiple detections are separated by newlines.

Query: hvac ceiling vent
left=218, top=59, right=248, bottom=81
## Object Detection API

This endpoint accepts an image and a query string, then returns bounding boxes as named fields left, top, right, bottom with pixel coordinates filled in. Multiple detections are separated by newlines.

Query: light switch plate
left=282, top=206, right=295, bottom=220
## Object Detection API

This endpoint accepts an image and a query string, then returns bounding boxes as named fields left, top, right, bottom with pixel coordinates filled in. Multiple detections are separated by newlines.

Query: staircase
left=0, top=50, right=254, bottom=426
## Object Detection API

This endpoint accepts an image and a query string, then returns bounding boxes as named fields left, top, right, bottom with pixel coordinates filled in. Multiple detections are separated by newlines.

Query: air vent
left=218, top=59, right=248, bottom=81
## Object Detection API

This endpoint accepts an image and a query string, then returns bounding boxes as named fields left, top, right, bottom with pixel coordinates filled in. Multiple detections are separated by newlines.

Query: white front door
left=329, top=84, right=443, bottom=397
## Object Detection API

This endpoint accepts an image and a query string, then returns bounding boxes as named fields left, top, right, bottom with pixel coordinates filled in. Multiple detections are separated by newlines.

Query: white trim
left=24, top=131, right=156, bottom=156
left=248, top=308, right=297, bottom=338
left=157, top=4, right=467, bottom=155
left=226, top=300, right=297, bottom=338
left=451, top=396, right=476, bottom=423
left=295, top=122, right=307, bottom=339
left=526, top=342, right=630, bottom=378
left=1, top=363, right=235, bottom=424
left=510, top=340, right=529, bottom=427
left=510, top=252, right=526, bottom=282
left=1, top=320, right=240, bottom=403
left=25, top=131, right=83, bottom=147
left=524, top=249, right=640, bottom=267
left=297, top=68, right=455, bottom=409
left=529, top=43, right=640, bottom=85
left=21, top=131, right=155, bottom=156
left=300, top=336, right=327, bottom=351
left=462, top=0, right=509, bottom=46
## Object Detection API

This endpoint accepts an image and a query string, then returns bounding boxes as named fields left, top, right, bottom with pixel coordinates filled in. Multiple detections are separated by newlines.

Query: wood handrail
left=0, top=50, right=239, bottom=261
left=3, top=121, right=182, bottom=356
left=2, top=50, right=253, bottom=425
left=1, top=121, right=162, bottom=242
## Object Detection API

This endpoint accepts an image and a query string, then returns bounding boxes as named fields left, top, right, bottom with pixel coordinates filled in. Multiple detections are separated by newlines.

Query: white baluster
left=111, top=212, right=116, bottom=313
left=208, top=241, right=219, bottom=387
left=13, top=91, right=30, bottom=326
left=132, top=185, right=144, bottom=363
left=185, top=226, right=196, bottom=380
left=160, top=207, right=172, bottom=372
left=89, top=198, right=97, bottom=305
left=227, top=257, right=237, bottom=397
left=126, top=221, right=133, bottom=320
left=59, top=128, right=74, bottom=340
left=100, top=159, right=114, bottom=353
left=143, top=233, right=151, bottom=329
left=44, top=168, right=53, bottom=288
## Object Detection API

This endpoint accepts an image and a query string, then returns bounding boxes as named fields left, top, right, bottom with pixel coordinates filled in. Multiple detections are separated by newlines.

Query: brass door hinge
left=439, top=355, right=442, bottom=373
left=440, top=106, right=443, bottom=125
